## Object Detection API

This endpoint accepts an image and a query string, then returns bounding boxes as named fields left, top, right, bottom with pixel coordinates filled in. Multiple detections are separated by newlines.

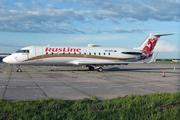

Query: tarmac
left=0, top=62, right=180, bottom=101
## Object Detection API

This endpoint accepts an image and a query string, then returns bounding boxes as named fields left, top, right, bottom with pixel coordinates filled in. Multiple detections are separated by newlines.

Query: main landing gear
left=97, top=67, right=103, bottom=72
left=89, top=66, right=94, bottom=71
left=17, top=65, right=22, bottom=72
left=88, top=66, right=104, bottom=72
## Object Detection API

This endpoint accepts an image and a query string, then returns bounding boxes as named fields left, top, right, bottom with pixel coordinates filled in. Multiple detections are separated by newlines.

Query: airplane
left=3, top=33, right=173, bottom=72
left=171, top=59, right=180, bottom=62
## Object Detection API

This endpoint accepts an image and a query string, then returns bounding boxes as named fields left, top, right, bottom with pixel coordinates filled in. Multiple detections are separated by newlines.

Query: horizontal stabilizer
left=153, top=33, right=174, bottom=36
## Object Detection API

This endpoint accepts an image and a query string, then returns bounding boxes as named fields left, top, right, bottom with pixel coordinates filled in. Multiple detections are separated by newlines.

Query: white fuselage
left=3, top=33, right=172, bottom=72
left=3, top=46, right=146, bottom=66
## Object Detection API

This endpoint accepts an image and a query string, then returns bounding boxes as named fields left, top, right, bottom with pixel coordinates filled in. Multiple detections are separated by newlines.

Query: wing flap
left=68, top=60, right=129, bottom=65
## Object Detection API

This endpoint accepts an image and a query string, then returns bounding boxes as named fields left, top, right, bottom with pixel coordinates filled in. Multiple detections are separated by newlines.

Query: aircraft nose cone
left=2, top=56, right=17, bottom=64
left=2, top=57, right=7, bottom=63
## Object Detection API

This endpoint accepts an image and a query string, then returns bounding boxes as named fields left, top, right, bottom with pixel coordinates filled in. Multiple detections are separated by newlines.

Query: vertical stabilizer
left=133, top=33, right=173, bottom=54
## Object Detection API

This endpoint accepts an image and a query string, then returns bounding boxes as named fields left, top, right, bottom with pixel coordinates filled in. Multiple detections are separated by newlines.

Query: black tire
left=98, top=67, right=103, bottom=72
left=17, top=69, right=22, bottom=72
left=89, top=67, right=94, bottom=71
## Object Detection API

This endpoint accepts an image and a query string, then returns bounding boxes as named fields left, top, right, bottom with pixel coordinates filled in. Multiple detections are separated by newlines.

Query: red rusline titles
left=45, top=47, right=81, bottom=52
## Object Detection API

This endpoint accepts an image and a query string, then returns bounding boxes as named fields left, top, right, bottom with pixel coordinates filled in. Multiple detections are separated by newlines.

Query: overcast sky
left=0, top=0, right=179, bottom=58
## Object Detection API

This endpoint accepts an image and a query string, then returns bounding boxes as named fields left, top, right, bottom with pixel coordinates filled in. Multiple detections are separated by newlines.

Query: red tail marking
left=142, top=38, right=157, bottom=54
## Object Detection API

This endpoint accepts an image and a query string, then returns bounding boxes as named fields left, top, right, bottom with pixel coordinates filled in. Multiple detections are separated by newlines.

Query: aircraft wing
left=68, top=60, right=129, bottom=65
left=68, top=52, right=158, bottom=65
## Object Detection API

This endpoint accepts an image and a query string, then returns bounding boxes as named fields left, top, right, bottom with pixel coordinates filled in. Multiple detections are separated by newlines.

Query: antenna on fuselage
left=47, top=44, right=50, bottom=47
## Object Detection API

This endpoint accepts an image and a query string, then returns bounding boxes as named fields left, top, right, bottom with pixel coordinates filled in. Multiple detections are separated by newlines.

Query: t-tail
left=134, top=33, right=173, bottom=55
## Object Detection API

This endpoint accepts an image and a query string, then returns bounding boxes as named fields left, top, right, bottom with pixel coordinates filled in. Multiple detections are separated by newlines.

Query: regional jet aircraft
left=3, top=33, right=172, bottom=72
left=172, top=59, right=180, bottom=62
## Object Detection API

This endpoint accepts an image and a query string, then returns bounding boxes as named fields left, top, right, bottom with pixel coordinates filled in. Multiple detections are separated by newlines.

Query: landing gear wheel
left=16, top=65, right=22, bottom=72
left=98, top=67, right=103, bottom=72
left=17, top=69, right=22, bottom=72
left=89, top=67, right=94, bottom=71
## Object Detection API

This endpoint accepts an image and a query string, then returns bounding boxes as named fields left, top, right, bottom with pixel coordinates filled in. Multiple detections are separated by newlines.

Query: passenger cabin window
left=108, top=53, right=110, bottom=55
left=52, top=52, right=53, bottom=55
left=46, top=52, right=48, bottom=55
left=16, top=50, right=29, bottom=53
left=89, top=52, right=91, bottom=55
left=104, top=53, right=105, bottom=55
left=74, top=52, right=76, bottom=55
left=94, top=53, right=96, bottom=55
left=99, top=53, right=101, bottom=55
left=79, top=52, right=81, bottom=55
left=63, top=52, right=65, bottom=55
left=69, top=52, right=71, bottom=55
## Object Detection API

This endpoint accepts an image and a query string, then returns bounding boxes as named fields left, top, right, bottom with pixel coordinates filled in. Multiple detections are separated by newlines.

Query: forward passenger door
left=35, top=46, right=43, bottom=61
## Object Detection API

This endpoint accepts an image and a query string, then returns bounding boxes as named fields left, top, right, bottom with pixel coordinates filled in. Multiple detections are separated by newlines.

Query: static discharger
left=162, top=70, right=165, bottom=77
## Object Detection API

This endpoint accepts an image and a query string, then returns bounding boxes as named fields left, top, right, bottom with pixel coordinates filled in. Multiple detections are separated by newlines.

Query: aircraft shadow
left=49, top=67, right=180, bottom=74
left=105, top=67, right=180, bottom=74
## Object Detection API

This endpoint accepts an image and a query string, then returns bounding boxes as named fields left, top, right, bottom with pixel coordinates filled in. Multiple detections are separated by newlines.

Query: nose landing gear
left=17, top=69, right=22, bottom=72
left=17, top=65, right=22, bottom=72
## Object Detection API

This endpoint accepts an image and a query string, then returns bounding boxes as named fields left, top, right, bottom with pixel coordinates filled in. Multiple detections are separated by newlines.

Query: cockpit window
left=23, top=50, right=29, bottom=53
left=16, top=50, right=29, bottom=53
left=16, top=50, right=22, bottom=53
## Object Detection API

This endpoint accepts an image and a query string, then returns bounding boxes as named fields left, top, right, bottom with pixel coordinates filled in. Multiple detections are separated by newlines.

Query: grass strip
left=153, top=62, right=180, bottom=64
left=0, top=92, right=180, bottom=120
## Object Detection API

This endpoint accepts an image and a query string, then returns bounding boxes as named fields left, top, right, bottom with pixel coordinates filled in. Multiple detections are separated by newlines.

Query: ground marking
left=84, top=87, right=98, bottom=89
left=25, top=87, right=43, bottom=88
left=54, top=87, right=71, bottom=89
left=107, top=86, right=123, bottom=88
left=133, top=85, right=147, bottom=87
left=156, top=84, right=169, bottom=86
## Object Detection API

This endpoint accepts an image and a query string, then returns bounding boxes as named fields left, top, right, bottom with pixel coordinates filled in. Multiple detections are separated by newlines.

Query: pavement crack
left=3, top=65, right=13, bottom=98
left=23, top=67, right=48, bottom=98
left=46, top=73, right=91, bottom=99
